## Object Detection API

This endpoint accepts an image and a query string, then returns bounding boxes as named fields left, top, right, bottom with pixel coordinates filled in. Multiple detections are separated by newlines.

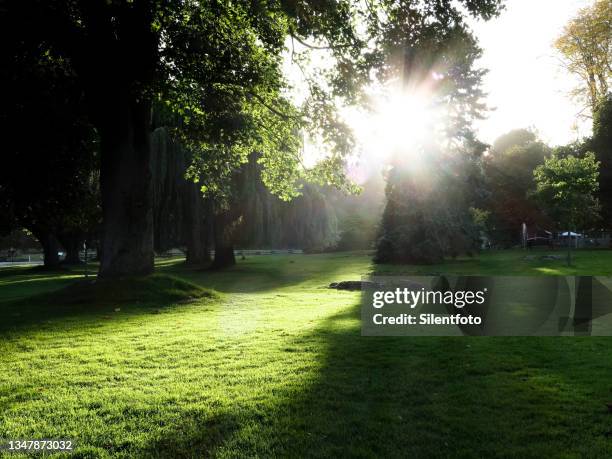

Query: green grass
left=370, top=248, right=612, bottom=276
left=2, top=250, right=612, bottom=457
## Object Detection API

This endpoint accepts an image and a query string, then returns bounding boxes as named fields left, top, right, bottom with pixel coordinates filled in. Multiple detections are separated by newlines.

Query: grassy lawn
left=2, top=250, right=612, bottom=457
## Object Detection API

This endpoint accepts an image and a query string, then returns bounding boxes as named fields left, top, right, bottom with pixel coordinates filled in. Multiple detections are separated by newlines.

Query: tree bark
left=98, top=98, right=154, bottom=278
left=212, top=211, right=236, bottom=269
left=62, top=239, right=82, bottom=265
left=58, top=0, right=159, bottom=278
left=40, top=232, right=61, bottom=267
left=212, top=246, right=236, bottom=269
left=185, top=187, right=211, bottom=265
left=57, top=232, right=83, bottom=265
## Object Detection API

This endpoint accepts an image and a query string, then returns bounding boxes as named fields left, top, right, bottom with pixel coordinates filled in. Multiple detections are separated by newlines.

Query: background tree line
left=375, top=0, right=611, bottom=263
left=0, top=0, right=504, bottom=274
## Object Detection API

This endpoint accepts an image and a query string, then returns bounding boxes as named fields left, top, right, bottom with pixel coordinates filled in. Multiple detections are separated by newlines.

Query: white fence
left=158, top=248, right=304, bottom=257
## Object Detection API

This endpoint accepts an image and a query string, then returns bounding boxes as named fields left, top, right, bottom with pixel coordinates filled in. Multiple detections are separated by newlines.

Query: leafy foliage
left=482, top=130, right=551, bottom=247
left=555, top=0, right=611, bottom=113
left=177, top=0, right=504, bottom=200
left=533, top=152, right=601, bottom=231
left=0, top=25, right=100, bottom=258
left=2, top=0, right=504, bottom=273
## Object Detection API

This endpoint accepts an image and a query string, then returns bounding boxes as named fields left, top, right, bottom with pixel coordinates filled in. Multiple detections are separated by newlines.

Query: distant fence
left=525, top=231, right=612, bottom=249
left=0, top=248, right=304, bottom=267
left=157, top=248, right=304, bottom=258
left=0, top=252, right=44, bottom=266
left=579, top=231, right=611, bottom=248
left=232, top=249, right=304, bottom=256
left=555, top=232, right=611, bottom=249
left=0, top=250, right=96, bottom=267
left=0, top=260, right=44, bottom=267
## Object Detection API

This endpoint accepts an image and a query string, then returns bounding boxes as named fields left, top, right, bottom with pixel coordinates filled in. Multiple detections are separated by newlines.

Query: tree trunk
left=40, top=232, right=61, bottom=267
left=186, top=242, right=210, bottom=265
left=98, top=98, right=154, bottom=278
left=588, top=71, right=598, bottom=110
left=213, top=246, right=236, bottom=269
left=58, top=233, right=83, bottom=265
left=185, top=187, right=211, bottom=265
left=93, top=239, right=102, bottom=262
left=212, top=212, right=236, bottom=269
left=186, top=228, right=210, bottom=265
left=62, top=240, right=82, bottom=265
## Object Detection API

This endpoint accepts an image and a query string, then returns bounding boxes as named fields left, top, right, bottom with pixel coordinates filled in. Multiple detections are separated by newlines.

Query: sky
left=291, top=0, right=595, bottom=172
left=469, top=0, right=592, bottom=146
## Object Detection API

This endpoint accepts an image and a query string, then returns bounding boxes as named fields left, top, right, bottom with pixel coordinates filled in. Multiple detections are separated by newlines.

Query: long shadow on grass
left=135, top=303, right=484, bottom=457
left=252, top=306, right=612, bottom=457
left=141, top=301, right=612, bottom=457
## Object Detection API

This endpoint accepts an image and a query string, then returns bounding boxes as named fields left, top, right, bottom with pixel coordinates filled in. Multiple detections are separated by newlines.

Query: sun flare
left=345, top=84, right=443, bottom=168
left=375, top=91, right=437, bottom=152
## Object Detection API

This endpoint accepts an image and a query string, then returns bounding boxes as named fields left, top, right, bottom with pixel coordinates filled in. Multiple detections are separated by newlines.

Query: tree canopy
left=482, top=129, right=551, bottom=246
left=0, top=35, right=99, bottom=266
left=2, top=0, right=504, bottom=275
left=533, top=152, right=600, bottom=264
left=555, top=0, right=611, bottom=113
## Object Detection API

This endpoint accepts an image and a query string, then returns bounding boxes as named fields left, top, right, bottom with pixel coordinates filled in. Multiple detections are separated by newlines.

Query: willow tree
left=3, top=0, right=503, bottom=277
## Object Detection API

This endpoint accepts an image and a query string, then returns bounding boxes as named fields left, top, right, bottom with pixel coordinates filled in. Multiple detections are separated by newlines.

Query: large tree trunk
left=212, top=246, right=235, bottom=268
left=62, top=239, right=82, bottom=265
left=98, top=98, right=154, bottom=278
left=58, top=233, right=83, bottom=265
left=40, top=232, right=61, bottom=268
left=185, top=189, right=211, bottom=265
left=212, top=212, right=236, bottom=269
left=186, top=236, right=209, bottom=265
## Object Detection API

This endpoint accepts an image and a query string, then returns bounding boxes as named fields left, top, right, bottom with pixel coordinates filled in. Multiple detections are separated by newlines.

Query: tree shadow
left=133, top=413, right=241, bottom=459
left=120, top=303, right=474, bottom=457
left=0, top=265, right=99, bottom=304
left=248, top=305, right=612, bottom=457
left=138, top=302, right=612, bottom=457
left=5, top=271, right=611, bottom=456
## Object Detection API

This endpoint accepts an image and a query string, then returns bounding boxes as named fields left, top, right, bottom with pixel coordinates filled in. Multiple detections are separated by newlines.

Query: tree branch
left=249, top=92, right=304, bottom=121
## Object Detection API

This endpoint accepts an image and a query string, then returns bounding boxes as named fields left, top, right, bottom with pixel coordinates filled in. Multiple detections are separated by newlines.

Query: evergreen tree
left=376, top=144, right=480, bottom=263
left=375, top=27, right=490, bottom=264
